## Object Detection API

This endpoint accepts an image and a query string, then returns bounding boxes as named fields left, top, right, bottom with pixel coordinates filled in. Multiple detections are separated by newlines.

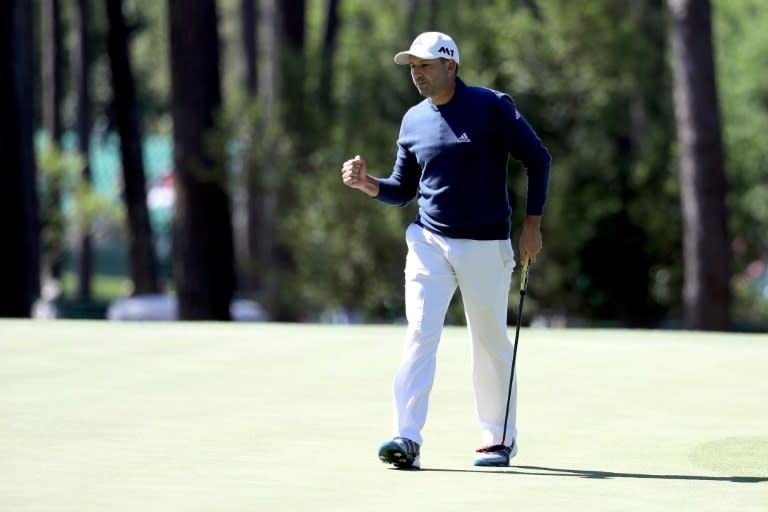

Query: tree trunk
left=252, top=0, right=281, bottom=316
left=318, top=0, right=339, bottom=108
left=234, top=0, right=259, bottom=296
left=41, top=0, right=63, bottom=143
left=258, top=0, right=280, bottom=122
left=251, top=0, right=307, bottom=321
left=280, top=0, right=305, bottom=138
left=273, top=0, right=305, bottom=321
left=169, top=0, right=235, bottom=320
left=72, top=0, right=93, bottom=300
left=403, top=0, right=438, bottom=37
left=0, top=0, right=39, bottom=317
left=667, top=0, right=731, bottom=330
left=105, top=0, right=161, bottom=296
left=240, top=0, right=257, bottom=95
left=40, top=0, right=64, bottom=284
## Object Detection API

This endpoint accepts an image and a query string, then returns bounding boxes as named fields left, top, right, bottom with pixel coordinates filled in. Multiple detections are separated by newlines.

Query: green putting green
left=1, top=321, right=766, bottom=511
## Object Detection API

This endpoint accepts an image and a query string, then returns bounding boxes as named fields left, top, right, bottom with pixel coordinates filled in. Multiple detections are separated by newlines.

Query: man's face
left=409, top=57, right=454, bottom=100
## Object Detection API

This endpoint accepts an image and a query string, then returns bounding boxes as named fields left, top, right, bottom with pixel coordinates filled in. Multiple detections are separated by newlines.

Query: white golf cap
left=394, top=32, right=460, bottom=65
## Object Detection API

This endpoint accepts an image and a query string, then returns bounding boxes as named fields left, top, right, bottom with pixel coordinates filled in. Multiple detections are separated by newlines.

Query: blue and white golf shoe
left=378, top=437, right=421, bottom=469
left=473, top=441, right=518, bottom=467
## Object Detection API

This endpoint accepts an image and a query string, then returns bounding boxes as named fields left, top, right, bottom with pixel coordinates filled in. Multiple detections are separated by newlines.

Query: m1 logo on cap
left=438, top=46, right=454, bottom=57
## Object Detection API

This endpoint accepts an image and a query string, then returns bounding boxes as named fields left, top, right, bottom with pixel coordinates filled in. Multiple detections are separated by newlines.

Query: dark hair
left=439, top=57, right=459, bottom=73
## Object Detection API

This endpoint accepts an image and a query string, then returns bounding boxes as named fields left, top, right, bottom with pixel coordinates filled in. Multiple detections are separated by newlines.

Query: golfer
left=341, top=32, right=552, bottom=468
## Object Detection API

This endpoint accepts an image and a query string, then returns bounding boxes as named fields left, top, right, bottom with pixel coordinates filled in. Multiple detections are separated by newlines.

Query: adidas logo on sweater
left=457, top=132, right=471, bottom=143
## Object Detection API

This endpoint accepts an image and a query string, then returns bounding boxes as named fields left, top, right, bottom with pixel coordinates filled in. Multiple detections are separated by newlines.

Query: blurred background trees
left=1, top=0, right=766, bottom=330
left=105, top=0, right=160, bottom=298
left=1, top=0, right=39, bottom=318
left=667, top=0, right=730, bottom=330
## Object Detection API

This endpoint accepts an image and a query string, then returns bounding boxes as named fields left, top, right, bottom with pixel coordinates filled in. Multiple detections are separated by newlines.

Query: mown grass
left=1, top=321, right=766, bottom=511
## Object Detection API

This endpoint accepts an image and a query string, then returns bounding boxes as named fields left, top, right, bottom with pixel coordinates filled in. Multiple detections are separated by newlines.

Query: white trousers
left=393, top=223, right=518, bottom=447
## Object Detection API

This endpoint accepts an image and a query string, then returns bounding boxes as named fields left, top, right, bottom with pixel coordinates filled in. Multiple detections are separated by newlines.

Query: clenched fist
left=340, top=155, right=379, bottom=197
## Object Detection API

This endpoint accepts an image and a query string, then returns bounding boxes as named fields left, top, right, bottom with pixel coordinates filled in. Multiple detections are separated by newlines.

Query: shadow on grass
left=418, top=465, right=767, bottom=483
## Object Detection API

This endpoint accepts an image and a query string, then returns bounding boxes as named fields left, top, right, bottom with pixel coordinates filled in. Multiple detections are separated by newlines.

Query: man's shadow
left=418, top=465, right=767, bottom=483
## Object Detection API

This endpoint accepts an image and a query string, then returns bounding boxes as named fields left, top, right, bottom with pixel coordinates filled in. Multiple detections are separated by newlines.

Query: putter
left=499, top=256, right=531, bottom=449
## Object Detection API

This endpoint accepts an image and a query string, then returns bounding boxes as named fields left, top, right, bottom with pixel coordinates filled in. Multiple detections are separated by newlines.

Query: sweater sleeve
left=497, top=95, right=552, bottom=216
left=375, top=122, right=421, bottom=207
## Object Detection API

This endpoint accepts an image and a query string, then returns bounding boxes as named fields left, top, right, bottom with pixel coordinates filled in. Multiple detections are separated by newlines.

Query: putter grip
left=520, top=257, right=531, bottom=293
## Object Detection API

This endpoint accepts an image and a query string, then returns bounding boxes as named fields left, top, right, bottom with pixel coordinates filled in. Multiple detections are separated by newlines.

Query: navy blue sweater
left=376, top=78, right=551, bottom=240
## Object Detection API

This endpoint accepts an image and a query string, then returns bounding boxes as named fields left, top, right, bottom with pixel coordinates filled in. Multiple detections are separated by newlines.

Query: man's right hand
left=341, top=155, right=379, bottom=197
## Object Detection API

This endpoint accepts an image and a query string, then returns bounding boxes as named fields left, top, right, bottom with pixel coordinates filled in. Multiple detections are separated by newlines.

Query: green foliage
left=60, top=271, right=127, bottom=300
left=713, top=0, right=768, bottom=260
left=711, top=0, right=768, bottom=329
left=122, top=0, right=171, bottom=133
left=255, top=0, right=419, bottom=320
left=37, top=142, right=125, bottom=268
left=382, top=0, right=681, bottom=326
left=104, top=0, right=768, bottom=326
